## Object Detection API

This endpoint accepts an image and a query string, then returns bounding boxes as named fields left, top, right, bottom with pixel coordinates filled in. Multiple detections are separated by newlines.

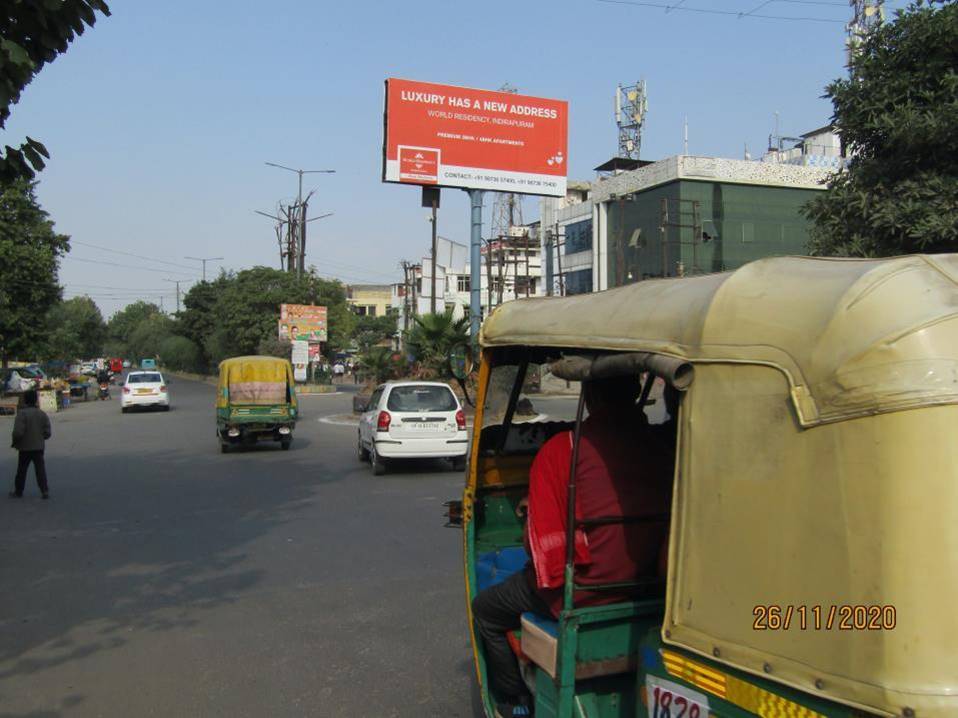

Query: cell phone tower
left=846, top=0, right=884, bottom=65
left=491, top=83, right=524, bottom=239
left=615, top=80, right=648, bottom=160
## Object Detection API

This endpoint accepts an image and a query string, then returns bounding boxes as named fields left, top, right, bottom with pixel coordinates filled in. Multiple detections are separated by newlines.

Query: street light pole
left=162, top=279, right=187, bottom=313
left=184, top=256, right=223, bottom=282
left=265, top=162, right=335, bottom=277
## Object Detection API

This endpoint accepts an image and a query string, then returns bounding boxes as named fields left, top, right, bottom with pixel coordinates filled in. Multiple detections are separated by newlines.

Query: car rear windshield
left=128, top=373, right=162, bottom=384
left=387, top=385, right=457, bottom=412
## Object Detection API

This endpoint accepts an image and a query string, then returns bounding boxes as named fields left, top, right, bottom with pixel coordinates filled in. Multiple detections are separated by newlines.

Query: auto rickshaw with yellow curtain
left=216, top=355, right=298, bottom=452
left=455, top=254, right=958, bottom=718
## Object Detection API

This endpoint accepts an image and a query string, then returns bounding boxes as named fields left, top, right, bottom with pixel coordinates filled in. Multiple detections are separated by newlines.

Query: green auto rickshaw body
left=216, top=355, right=297, bottom=449
left=464, top=254, right=958, bottom=718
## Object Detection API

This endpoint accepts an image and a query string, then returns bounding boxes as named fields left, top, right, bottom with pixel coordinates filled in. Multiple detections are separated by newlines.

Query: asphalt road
left=0, top=377, right=479, bottom=718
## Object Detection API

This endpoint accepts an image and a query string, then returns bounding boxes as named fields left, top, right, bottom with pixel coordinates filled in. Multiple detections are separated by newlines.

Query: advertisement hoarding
left=279, top=304, right=328, bottom=342
left=383, top=78, right=568, bottom=198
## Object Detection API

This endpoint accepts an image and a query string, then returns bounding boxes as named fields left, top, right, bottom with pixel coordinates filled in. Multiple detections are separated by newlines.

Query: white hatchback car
left=358, top=381, right=468, bottom=475
left=122, top=371, right=170, bottom=412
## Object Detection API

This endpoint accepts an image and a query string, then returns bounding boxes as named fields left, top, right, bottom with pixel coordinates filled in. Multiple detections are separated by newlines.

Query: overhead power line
left=595, top=0, right=848, bottom=22
left=71, top=240, right=199, bottom=272
left=64, top=256, right=202, bottom=277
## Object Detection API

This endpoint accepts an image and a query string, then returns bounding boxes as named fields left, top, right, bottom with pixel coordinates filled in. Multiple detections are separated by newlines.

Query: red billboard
left=383, top=78, right=568, bottom=197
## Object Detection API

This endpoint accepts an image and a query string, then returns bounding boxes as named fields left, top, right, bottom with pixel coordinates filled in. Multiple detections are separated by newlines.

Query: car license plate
left=646, top=675, right=710, bottom=718
left=135, top=389, right=153, bottom=395
left=409, top=422, right=442, bottom=431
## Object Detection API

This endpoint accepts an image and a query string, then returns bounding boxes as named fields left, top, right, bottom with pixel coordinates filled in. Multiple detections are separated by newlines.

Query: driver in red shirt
left=472, top=375, right=673, bottom=717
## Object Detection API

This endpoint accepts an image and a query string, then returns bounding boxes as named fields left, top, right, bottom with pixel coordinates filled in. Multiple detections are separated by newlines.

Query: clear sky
left=4, top=0, right=910, bottom=316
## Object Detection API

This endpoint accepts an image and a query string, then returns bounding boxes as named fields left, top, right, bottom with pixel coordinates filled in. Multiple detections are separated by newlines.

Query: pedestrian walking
left=9, top=389, right=51, bottom=499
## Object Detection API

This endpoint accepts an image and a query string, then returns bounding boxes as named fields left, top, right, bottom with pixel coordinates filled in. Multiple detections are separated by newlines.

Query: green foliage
left=405, top=310, right=469, bottom=378
left=0, top=179, right=69, bottom=363
left=127, top=313, right=174, bottom=361
left=1, top=1, right=111, bottom=181
left=359, top=346, right=402, bottom=384
left=178, top=267, right=351, bottom=366
left=106, top=300, right=162, bottom=357
left=257, top=335, right=292, bottom=359
left=804, top=0, right=958, bottom=256
left=157, top=335, right=203, bottom=373
left=44, top=296, right=106, bottom=360
left=352, top=313, right=397, bottom=353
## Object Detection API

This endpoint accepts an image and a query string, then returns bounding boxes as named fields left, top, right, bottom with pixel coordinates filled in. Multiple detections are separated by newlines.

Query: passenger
left=472, top=376, right=672, bottom=716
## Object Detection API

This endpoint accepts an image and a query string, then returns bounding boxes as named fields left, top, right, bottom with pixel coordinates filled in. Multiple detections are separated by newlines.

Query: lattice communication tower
left=615, top=80, right=648, bottom=160
left=491, top=83, right=524, bottom=238
left=846, top=1, right=884, bottom=65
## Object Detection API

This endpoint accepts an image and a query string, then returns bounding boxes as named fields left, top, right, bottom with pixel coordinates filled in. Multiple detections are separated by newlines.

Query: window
left=457, top=276, right=470, bottom=293
left=564, top=219, right=593, bottom=254
left=128, top=373, right=162, bottom=384
left=565, top=268, right=593, bottom=295
left=387, top=385, right=458, bottom=412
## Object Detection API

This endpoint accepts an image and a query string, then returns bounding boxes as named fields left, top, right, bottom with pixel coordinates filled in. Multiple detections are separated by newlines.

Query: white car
left=358, top=381, right=468, bottom=475
left=122, top=371, right=170, bottom=412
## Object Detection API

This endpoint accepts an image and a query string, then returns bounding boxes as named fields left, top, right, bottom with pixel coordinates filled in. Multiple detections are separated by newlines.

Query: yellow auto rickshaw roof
left=480, top=254, right=958, bottom=427
left=216, top=355, right=295, bottom=407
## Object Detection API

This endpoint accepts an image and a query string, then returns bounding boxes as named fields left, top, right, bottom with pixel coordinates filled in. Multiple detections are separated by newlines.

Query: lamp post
left=265, top=162, right=335, bottom=277
left=184, top=256, right=223, bottom=282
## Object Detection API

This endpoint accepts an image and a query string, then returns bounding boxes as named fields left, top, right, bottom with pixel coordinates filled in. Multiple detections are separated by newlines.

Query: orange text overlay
left=752, top=605, right=896, bottom=631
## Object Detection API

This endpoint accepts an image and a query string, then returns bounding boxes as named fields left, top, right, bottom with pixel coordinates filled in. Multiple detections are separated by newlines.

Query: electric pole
left=163, top=279, right=185, bottom=314
left=265, top=162, right=335, bottom=276
left=185, top=256, right=223, bottom=282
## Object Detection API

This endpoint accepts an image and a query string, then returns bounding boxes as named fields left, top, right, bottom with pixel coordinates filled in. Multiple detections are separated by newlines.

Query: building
left=763, top=124, right=847, bottom=169
left=346, top=284, right=392, bottom=317
left=541, top=181, right=593, bottom=295
left=593, top=155, right=833, bottom=286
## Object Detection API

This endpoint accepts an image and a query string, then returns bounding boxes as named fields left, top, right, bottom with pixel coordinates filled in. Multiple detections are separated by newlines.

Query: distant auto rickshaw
left=456, top=254, right=958, bottom=718
left=216, top=356, right=298, bottom=452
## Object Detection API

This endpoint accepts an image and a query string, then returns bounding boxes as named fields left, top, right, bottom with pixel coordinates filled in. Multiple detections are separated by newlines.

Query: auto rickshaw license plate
left=645, top=675, right=710, bottom=718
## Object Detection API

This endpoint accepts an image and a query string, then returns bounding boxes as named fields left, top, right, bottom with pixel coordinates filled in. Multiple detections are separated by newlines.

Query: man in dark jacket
left=9, top=389, right=52, bottom=499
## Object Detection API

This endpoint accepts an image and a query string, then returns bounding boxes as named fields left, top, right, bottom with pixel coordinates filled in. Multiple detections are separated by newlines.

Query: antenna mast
left=614, top=80, right=648, bottom=159
left=846, top=0, right=884, bottom=66
left=491, top=83, right=524, bottom=238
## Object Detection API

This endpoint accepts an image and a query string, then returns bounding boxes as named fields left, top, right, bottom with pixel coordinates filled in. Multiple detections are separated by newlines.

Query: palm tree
left=359, top=346, right=400, bottom=384
left=405, top=309, right=469, bottom=378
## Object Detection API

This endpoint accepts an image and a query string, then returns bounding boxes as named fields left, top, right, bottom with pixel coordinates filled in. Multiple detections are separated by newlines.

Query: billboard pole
left=469, top=189, right=483, bottom=342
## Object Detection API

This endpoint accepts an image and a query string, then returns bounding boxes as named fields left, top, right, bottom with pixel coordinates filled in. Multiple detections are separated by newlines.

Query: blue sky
left=4, top=0, right=910, bottom=315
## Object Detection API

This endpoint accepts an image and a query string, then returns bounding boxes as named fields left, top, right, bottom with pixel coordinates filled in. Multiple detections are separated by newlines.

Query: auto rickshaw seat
left=475, top=546, right=529, bottom=592
left=520, top=605, right=648, bottom=681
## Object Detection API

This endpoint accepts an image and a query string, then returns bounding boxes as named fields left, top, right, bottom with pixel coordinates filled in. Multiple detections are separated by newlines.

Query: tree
left=127, top=313, right=174, bottom=361
left=0, top=179, right=69, bottom=364
left=1, top=1, right=111, bottom=181
left=257, top=335, right=292, bottom=359
left=359, top=346, right=401, bottom=384
left=106, top=300, right=161, bottom=356
left=204, top=267, right=349, bottom=363
left=405, top=310, right=469, bottom=378
left=44, top=296, right=106, bottom=360
left=804, top=0, right=958, bottom=256
left=158, top=335, right=203, bottom=372
left=352, top=313, right=398, bottom=354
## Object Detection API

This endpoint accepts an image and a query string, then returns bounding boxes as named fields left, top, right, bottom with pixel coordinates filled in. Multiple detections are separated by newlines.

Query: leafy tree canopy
left=805, top=0, right=958, bottom=256
left=352, top=313, right=397, bottom=353
left=0, top=179, right=69, bottom=363
left=44, top=295, right=105, bottom=360
left=127, top=312, right=174, bottom=361
left=106, top=300, right=161, bottom=356
left=1, top=0, right=111, bottom=181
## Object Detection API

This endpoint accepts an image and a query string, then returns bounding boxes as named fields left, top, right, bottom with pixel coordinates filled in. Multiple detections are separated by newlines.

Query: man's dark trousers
left=14, top=450, right=48, bottom=496
left=472, top=567, right=552, bottom=702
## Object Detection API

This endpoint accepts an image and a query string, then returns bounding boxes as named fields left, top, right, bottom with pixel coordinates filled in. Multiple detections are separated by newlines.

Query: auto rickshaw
left=216, top=355, right=298, bottom=452
left=457, top=254, right=958, bottom=718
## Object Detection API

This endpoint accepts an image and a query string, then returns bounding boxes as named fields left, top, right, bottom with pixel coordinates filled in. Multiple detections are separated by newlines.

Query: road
left=0, top=377, right=479, bottom=718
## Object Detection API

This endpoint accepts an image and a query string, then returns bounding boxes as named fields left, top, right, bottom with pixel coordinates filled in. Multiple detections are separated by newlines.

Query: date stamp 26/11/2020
left=752, top=604, right=896, bottom=631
